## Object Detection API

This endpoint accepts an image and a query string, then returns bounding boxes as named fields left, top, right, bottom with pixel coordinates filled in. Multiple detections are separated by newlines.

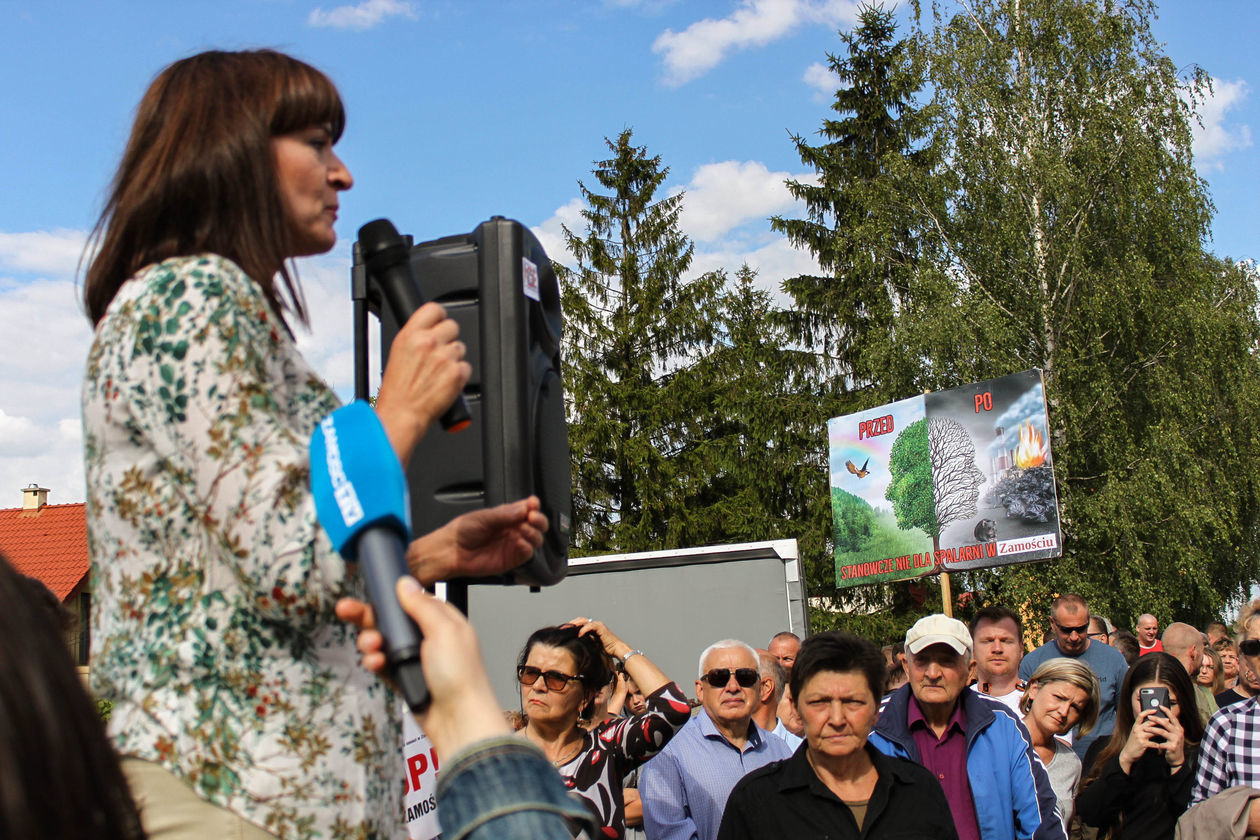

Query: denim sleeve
left=436, top=736, right=598, bottom=840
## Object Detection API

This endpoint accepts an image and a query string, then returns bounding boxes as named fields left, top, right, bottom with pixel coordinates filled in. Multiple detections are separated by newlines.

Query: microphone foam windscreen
left=310, top=400, right=411, bottom=557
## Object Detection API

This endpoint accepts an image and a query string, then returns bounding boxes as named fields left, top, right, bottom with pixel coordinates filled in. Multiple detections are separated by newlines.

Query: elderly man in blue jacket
left=869, top=614, right=1065, bottom=840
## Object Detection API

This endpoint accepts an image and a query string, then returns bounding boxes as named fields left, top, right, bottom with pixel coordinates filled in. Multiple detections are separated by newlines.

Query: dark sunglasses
left=1239, top=640, right=1260, bottom=657
left=1054, top=619, right=1090, bottom=635
left=702, top=668, right=760, bottom=689
left=517, top=665, right=583, bottom=691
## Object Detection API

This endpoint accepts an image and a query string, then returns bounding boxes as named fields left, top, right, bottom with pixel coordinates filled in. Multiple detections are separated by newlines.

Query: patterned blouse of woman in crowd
left=1019, top=658, right=1100, bottom=826
left=1197, top=647, right=1226, bottom=696
left=1075, top=652, right=1204, bottom=840
left=517, top=619, right=691, bottom=839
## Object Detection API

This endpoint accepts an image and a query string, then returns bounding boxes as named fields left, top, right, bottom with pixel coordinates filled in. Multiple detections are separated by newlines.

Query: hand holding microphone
left=361, top=219, right=471, bottom=462
left=311, top=401, right=430, bottom=712
left=337, top=577, right=512, bottom=761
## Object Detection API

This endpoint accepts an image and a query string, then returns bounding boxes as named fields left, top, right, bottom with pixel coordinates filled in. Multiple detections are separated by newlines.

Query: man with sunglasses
left=1018, top=594, right=1129, bottom=760
left=1193, top=611, right=1260, bottom=827
left=641, top=639, right=792, bottom=840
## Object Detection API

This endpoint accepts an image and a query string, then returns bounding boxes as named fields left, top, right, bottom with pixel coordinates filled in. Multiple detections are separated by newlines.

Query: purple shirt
left=909, top=695, right=981, bottom=840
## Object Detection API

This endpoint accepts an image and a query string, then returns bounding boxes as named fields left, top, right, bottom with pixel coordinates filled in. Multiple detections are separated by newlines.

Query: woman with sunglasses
left=1075, top=652, right=1204, bottom=839
left=517, top=618, right=690, bottom=839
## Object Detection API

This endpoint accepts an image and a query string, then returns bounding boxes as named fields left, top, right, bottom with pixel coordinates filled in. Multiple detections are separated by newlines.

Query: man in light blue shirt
left=1018, top=593, right=1130, bottom=759
left=640, top=639, right=793, bottom=840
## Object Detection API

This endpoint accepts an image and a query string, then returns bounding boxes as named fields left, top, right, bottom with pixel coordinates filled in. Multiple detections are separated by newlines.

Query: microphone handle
left=355, top=528, right=430, bottom=712
left=376, top=263, right=471, bottom=434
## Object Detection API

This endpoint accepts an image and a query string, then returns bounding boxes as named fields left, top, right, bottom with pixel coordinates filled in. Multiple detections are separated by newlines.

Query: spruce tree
left=771, top=2, right=940, bottom=405
left=559, top=130, right=724, bottom=555
left=672, top=266, right=834, bottom=592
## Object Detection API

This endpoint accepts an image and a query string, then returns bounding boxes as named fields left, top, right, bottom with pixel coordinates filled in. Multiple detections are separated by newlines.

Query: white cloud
left=290, top=251, right=359, bottom=396
left=0, top=409, right=86, bottom=508
left=308, top=0, right=417, bottom=30
left=653, top=0, right=857, bottom=86
left=674, top=160, right=801, bottom=242
left=0, top=229, right=89, bottom=277
left=690, top=235, right=822, bottom=305
left=529, top=161, right=822, bottom=305
left=0, top=231, right=368, bottom=506
left=530, top=197, right=585, bottom=269
left=1191, top=78, right=1252, bottom=170
left=803, top=60, right=840, bottom=99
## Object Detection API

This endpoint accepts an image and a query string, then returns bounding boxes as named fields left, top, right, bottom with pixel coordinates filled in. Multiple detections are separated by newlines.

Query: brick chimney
left=22, top=484, right=49, bottom=511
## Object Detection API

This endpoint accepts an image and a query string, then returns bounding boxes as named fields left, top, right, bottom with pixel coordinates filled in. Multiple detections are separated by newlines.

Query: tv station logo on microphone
left=320, top=415, right=364, bottom=527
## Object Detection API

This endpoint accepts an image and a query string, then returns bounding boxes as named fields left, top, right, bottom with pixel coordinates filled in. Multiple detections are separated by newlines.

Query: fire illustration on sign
left=1014, top=421, right=1047, bottom=469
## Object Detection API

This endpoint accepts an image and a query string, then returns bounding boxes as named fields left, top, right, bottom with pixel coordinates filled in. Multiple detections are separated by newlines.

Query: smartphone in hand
left=1139, top=686, right=1171, bottom=743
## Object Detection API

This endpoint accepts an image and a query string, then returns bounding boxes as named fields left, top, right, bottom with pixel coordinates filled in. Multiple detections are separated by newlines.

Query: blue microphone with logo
left=310, top=400, right=429, bottom=711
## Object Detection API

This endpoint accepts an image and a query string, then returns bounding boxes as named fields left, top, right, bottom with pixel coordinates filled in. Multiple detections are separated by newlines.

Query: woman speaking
left=82, top=49, right=546, bottom=839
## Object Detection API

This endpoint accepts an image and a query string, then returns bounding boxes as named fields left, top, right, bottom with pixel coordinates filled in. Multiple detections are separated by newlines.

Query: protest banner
left=403, top=709, right=442, bottom=840
left=828, top=369, right=1061, bottom=588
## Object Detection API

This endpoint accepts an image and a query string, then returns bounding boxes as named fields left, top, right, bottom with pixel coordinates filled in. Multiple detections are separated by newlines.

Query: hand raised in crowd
left=374, top=302, right=470, bottom=463
left=565, top=616, right=673, bottom=698
left=567, top=617, right=632, bottom=659
left=406, top=496, right=547, bottom=586
left=335, top=577, right=508, bottom=762
left=1119, top=706, right=1185, bottom=774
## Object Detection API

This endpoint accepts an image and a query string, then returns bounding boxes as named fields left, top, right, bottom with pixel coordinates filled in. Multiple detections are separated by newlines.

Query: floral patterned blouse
left=82, top=254, right=402, bottom=839
left=556, top=682, right=692, bottom=840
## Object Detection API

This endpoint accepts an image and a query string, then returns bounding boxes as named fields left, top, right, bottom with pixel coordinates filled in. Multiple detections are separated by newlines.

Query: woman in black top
left=1076, top=652, right=1204, bottom=839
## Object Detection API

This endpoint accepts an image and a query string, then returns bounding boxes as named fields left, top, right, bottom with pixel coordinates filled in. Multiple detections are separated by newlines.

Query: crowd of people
left=11, top=39, right=1260, bottom=840
left=498, top=594, right=1260, bottom=840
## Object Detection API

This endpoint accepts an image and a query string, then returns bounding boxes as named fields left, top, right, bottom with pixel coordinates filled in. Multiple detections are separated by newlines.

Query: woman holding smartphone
left=1075, top=652, right=1204, bottom=839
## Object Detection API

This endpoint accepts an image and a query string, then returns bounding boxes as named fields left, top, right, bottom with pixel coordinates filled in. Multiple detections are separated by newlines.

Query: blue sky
left=0, top=0, right=1255, bottom=505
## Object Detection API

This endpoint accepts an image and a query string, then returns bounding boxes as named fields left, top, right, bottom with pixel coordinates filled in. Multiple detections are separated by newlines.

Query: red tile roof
left=0, top=502, right=88, bottom=601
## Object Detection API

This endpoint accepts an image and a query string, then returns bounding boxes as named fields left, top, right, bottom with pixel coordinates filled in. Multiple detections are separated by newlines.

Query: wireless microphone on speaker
left=358, top=218, right=472, bottom=434
left=310, top=400, right=429, bottom=712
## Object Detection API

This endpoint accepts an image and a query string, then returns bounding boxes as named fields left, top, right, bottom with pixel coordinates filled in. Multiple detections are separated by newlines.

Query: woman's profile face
left=272, top=124, right=353, bottom=257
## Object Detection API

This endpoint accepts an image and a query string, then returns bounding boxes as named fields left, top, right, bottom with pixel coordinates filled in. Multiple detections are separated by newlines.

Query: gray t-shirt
left=1019, top=641, right=1130, bottom=759
left=1044, top=737, right=1082, bottom=824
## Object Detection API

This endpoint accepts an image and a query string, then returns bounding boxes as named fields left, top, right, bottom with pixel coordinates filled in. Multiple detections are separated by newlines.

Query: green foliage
left=556, top=2, right=1260, bottom=635
left=832, top=487, right=876, bottom=552
left=559, top=130, right=725, bottom=554
left=771, top=2, right=941, bottom=406
left=897, top=0, right=1260, bottom=627
left=886, top=418, right=937, bottom=538
left=670, top=266, right=833, bottom=570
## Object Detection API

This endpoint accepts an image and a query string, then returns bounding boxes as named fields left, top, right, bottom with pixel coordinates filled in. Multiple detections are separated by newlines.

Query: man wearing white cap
left=869, top=614, right=1065, bottom=840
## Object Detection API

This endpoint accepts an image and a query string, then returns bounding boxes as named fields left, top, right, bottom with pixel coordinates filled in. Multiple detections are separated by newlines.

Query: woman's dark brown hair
left=83, top=49, right=346, bottom=328
left=1079, top=651, right=1204, bottom=789
left=0, top=555, right=145, bottom=838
